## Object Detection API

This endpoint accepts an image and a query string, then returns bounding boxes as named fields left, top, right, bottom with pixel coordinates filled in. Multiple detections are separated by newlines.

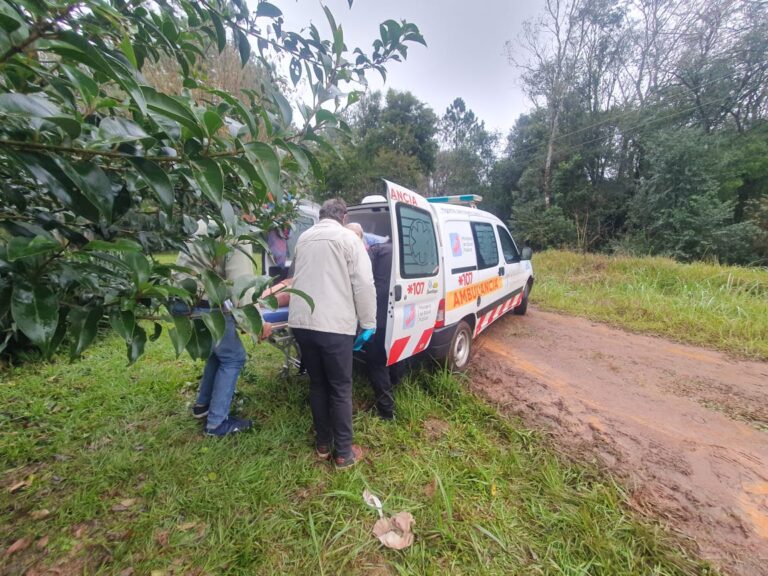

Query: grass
left=1, top=334, right=714, bottom=575
left=530, top=250, right=768, bottom=360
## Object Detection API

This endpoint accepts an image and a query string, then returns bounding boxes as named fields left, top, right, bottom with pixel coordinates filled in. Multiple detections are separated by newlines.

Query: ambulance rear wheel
left=447, top=320, right=472, bottom=372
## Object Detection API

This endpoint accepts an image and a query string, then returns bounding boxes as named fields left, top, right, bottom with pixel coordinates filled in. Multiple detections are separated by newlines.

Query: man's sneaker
left=205, top=417, right=253, bottom=437
left=192, top=404, right=209, bottom=419
left=315, top=444, right=332, bottom=461
left=334, top=444, right=363, bottom=470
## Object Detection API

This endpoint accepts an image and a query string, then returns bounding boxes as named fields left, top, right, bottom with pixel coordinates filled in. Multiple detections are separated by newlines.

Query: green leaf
left=256, top=2, right=282, bottom=18
left=243, top=142, right=281, bottom=197
left=193, top=158, right=224, bottom=207
left=0, top=93, right=60, bottom=117
left=200, top=309, right=226, bottom=345
left=128, top=325, right=147, bottom=364
left=234, top=274, right=272, bottom=301
left=277, top=141, right=310, bottom=175
left=303, top=148, right=325, bottom=181
left=236, top=29, right=251, bottom=66
left=272, top=91, right=293, bottom=126
left=232, top=305, right=262, bottom=337
left=284, top=288, right=314, bottom=312
left=57, top=160, right=115, bottom=221
left=100, top=117, right=150, bottom=142
left=0, top=12, right=22, bottom=34
left=168, top=314, right=192, bottom=358
left=201, top=270, right=227, bottom=305
left=322, top=5, right=343, bottom=57
left=261, top=294, right=278, bottom=310
left=61, top=65, right=99, bottom=105
left=69, top=306, right=102, bottom=360
left=209, top=10, right=227, bottom=52
left=143, top=86, right=205, bottom=139
left=7, top=236, right=59, bottom=261
left=315, top=109, right=337, bottom=125
left=203, top=109, right=223, bottom=136
left=11, top=283, right=60, bottom=350
left=110, top=310, right=135, bottom=341
left=15, top=153, right=99, bottom=221
left=186, top=318, right=213, bottom=360
left=123, top=252, right=151, bottom=285
left=83, top=238, right=142, bottom=252
left=208, top=89, right=257, bottom=135
left=347, top=91, right=361, bottom=106
left=120, top=35, right=138, bottom=68
left=47, top=116, right=81, bottom=138
left=48, top=32, right=147, bottom=114
left=130, top=158, right=174, bottom=213
left=149, top=322, right=162, bottom=342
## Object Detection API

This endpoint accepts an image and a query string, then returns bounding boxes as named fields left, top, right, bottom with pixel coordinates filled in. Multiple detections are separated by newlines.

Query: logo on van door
left=403, top=304, right=416, bottom=329
left=450, top=233, right=462, bottom=257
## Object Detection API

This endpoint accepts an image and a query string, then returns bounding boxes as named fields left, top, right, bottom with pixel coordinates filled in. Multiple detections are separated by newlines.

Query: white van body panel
left=383, top=180, right=442, bottom=365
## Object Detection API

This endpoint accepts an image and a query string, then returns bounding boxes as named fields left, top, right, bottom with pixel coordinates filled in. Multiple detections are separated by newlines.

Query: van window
left=497, top=225, right=520, bottom=263
left=287, top=214, right=315, bottom=262
left=347, top=208, right=392, bottom=238
left=471, top=222, right=499, bottom=269
left=396, top=204, right=439, bottom=278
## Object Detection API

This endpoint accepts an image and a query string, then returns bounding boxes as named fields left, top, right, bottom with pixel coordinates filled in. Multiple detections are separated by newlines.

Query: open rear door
left=383, top=180, right=442, bottom=366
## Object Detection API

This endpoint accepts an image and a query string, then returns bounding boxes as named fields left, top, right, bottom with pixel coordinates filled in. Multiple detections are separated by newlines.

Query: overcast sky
left=277, top=0, right=543, bottom=137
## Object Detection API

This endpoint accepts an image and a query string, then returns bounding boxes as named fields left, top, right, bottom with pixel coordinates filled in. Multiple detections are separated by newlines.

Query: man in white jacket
left=289, top=199, right=376, bottom=469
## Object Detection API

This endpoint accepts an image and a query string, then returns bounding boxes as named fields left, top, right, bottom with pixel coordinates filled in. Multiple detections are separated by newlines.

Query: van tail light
left=434, top=298, right=446, bottom=328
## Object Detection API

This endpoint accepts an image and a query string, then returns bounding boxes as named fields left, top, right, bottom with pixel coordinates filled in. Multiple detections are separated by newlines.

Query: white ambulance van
left=347, top=180, right=534, bottom=371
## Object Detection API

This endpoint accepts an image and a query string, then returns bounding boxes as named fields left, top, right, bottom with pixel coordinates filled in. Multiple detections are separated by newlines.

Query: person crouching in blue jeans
left=173, top=218, right=271, bottom=437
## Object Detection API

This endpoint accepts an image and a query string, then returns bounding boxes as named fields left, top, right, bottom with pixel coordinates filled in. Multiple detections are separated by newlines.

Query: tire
left=447, top=320, right=473, bottom=372
left=513, top=281, right=531, bottom=316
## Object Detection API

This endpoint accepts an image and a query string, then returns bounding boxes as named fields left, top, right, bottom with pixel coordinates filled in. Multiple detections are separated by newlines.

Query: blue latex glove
left=353, top=328, right=376, bottom=351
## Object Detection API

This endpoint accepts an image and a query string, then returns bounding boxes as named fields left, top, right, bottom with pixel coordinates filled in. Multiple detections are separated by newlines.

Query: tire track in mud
left=468, top=307, right=768, bottom=576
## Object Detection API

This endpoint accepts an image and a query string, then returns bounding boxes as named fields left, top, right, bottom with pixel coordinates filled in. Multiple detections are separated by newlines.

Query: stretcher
left=260, top=307, right=303, bottom=378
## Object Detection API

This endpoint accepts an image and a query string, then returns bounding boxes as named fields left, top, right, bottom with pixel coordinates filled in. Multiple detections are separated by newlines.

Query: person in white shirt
left=288, top=199, right=376, bottom=469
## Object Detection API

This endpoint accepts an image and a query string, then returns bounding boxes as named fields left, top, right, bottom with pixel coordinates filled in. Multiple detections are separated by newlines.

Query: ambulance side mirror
left=521, top=247, right=533, bottom=261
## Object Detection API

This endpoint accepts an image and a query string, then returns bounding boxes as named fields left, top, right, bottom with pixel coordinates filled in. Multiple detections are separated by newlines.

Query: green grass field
left=530, top=250, right=768, bottom=360
left=1, top=335, right=713, bottom=574
left=5, top=249, right=759, bottom=574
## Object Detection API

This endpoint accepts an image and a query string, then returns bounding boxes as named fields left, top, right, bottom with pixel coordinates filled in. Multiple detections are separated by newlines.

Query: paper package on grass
left=363, top=489, right=415, bottom=550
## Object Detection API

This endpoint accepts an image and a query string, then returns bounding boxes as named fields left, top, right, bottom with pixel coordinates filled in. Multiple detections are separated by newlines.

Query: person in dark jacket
left=364, top=239, right=402, bottom=420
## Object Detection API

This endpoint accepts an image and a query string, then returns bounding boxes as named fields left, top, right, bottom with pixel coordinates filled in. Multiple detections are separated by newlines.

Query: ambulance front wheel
left=447, top=320, right=473, bottom=372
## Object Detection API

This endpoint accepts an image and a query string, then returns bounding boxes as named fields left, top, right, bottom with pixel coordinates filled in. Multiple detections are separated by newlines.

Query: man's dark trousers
left=365, top=330, right=402, bottom=419
left=292, top=328, right=355, bottom=459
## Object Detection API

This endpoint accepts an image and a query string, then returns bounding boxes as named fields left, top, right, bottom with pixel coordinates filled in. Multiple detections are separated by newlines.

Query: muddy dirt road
left=468, top=308, right=768, bottom=576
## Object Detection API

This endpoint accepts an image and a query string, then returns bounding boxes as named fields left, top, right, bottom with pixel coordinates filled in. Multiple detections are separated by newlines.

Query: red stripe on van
left=387, top=336, right=410, bottom=365
left=412, top=328, right=433, bottom=354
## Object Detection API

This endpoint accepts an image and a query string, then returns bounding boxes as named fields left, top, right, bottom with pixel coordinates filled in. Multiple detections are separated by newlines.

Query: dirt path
left=468, top=307, right=768, bottom=576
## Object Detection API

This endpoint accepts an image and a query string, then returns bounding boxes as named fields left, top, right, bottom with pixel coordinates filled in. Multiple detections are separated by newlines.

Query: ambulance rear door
left=383, top=180, right=442, bottom=366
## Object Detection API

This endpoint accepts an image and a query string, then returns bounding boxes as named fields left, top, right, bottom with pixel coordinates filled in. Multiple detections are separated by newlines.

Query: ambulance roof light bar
left=427, top=194, right=483, bottom=208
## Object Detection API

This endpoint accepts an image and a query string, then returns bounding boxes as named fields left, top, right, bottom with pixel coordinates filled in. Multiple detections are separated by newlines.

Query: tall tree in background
left=432, top=98, right=497, bottom=199
left=316, top=89, right=437, bottom=202
left=509, top=0, right=586, bottom=207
